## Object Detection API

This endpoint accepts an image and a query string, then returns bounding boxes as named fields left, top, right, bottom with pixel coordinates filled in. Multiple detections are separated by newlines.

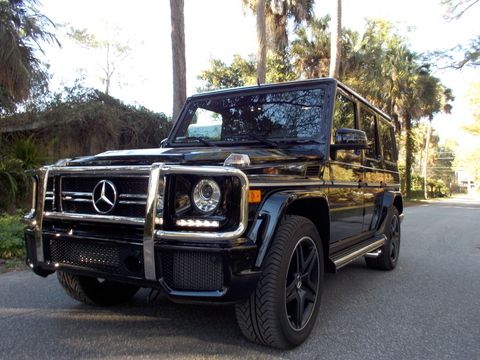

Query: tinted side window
left=378, top=119, right=396, bottom=162
left=332, top=93, right=355, bottom=142
left=359, top=107, right=377, bottom=159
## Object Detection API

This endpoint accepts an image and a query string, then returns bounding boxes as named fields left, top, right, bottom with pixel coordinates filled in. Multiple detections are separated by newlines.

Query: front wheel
left=57, top=272, right=140, bottom=306
left=235, top=215, right=324, bottom=349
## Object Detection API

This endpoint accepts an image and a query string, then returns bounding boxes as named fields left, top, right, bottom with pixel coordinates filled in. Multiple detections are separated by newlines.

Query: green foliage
left=0, top=83, right=172, bottom=212
left=0, top=157, right=25, bottom=208
left=0, top=214, right=25, bottom=259
left=198, top=52, right=295, bottom=91
left=11, top=135, right=46, bottom=170
left=0, top=0, right=59, bottom=113
left=198, top=55, right=256, bottom=91
left=462, top=82, right=480, bottom=135
left=243, top=0, right=314, bottom=51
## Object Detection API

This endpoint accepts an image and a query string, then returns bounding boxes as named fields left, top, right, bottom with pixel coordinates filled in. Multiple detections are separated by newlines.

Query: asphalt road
left=1, top=197, right=480, bottom=360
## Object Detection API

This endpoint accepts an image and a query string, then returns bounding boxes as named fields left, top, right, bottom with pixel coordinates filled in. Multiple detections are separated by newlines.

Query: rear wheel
left=365, top=207, right=401, bottom=270
left=57, top=272, right=140, bottom=306
left=235, top=215, right=323, bottom=349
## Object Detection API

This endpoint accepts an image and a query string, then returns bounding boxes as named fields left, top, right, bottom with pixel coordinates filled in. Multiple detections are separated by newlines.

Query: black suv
left=24, top=78, right=403, bottom=349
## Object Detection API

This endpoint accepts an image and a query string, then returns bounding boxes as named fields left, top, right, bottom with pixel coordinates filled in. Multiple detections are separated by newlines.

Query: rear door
left=358, top=105, right=384, bottom=233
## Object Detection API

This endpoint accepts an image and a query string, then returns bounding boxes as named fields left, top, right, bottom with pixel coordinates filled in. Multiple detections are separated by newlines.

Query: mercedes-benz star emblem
left=92, top=180, right=117, bottom=214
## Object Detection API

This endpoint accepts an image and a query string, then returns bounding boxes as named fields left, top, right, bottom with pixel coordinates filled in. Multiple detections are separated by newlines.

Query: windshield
left=172, top=86, right=330, bottom=145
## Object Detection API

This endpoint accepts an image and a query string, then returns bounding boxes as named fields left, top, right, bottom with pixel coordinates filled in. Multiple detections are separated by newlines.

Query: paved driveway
left=1, top=197, right=479, bottom=359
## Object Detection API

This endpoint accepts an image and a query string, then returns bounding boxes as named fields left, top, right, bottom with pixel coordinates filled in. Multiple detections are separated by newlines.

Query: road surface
left=1, top=197, right=479, bottom=359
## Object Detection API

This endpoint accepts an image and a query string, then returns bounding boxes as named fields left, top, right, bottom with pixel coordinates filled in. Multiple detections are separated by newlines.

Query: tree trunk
left=329, top=0, right=342, bottom=78
left=170, top=0, right=186, bottom=121
left=405, top=116, right=413, bottom=198
left=256, top=0, right=267, bottom=84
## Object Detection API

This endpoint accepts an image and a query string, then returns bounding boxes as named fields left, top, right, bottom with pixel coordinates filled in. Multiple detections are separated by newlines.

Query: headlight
left=192, top=179, right=221, bottom=214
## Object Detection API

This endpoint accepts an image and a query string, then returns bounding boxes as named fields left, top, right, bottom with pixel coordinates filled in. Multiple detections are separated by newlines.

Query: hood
left=66, top=145, right=324, bottom=167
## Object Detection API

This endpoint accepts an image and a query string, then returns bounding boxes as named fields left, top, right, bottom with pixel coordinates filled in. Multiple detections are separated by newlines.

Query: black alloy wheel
left=285, top=236, right=320, bottom=331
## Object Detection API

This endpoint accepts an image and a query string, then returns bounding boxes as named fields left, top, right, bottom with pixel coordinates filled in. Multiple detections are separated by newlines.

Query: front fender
left=247, top=190, right=328, bottom=268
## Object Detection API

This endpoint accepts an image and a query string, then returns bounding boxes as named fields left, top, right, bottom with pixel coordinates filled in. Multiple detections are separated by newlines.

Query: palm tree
left=170, top=0, right=186, bottom=120
left=329, top=0, right=341, bottom=78
left=290, top=16, right=330, bottom=78
left=0, top=0, right=58, bottom=113
left=243, top=0, right=314, bottom=83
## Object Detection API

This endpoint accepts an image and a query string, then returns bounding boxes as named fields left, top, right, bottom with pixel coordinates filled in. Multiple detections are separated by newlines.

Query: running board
left=330, top=235, right=386, bottom=271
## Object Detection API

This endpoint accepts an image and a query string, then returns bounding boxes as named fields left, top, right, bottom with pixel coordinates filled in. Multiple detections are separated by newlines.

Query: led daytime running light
left=176, top=219, right=220, bottom=228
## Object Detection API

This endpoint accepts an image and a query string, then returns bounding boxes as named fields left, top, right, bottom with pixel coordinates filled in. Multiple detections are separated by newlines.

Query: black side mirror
left=330, top=128, right=368, bottom=159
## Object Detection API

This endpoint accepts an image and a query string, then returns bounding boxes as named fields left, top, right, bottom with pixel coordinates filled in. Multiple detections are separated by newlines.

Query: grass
left=0, top=213, right=26, bottom=273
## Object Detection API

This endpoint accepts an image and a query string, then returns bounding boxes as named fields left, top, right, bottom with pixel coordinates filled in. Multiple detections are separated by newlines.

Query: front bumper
left=24, top=163, right=260, bottom=303
left=24, top=228, right=260, bottom=303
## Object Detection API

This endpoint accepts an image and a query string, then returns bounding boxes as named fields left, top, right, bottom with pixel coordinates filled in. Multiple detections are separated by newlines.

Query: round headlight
left=192, top=179, right=221, bottom=214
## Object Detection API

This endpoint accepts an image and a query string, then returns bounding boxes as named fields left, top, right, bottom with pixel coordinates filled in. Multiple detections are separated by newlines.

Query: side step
left=330, top=235, right=386, bottom=271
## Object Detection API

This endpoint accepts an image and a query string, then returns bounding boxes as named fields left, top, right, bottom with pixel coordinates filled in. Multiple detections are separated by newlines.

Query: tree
left=256, top=0, right=267, bottom=83
left=0, top=0, right=58, bottom=113
left=329, top=0, right=341, bottom=78
left=462, top=82, right=480, bottom=134
left=170, top=0, right=186, bottom=120
left=68, top=28, right=131, bottom=96
left=290, top=16, right=331, bottom=78
left=198, top=52, right=295, bottom=91
left=242, top=0, right=314, bottom=83
left=435, top=0, right=480, bottom=69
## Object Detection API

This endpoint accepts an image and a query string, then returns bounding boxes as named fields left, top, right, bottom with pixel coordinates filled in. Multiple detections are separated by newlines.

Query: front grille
left=58, top=176, right=149, bottom=218
left=49, top=238, right=120, bottom=272
left=161, top=251, right=224, bottom=291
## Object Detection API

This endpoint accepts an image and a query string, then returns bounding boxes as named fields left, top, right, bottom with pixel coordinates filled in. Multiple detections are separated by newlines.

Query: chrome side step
left=331, top=235, right=386, bottom=271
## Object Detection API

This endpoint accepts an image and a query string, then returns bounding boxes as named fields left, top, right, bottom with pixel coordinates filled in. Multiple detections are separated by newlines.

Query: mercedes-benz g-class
left=24, top=78, right=403, bottom=349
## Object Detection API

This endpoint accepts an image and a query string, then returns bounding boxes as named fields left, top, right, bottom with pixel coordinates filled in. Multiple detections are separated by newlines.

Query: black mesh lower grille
left=47, top=238, right=145, bottom=277
left=49, top=238, right=120, bottom=272
left=162, top=251, right=223, bottom=291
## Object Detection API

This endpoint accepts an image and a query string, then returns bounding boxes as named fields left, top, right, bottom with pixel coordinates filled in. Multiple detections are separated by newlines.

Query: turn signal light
left=248, top=190, right=262, bottom=203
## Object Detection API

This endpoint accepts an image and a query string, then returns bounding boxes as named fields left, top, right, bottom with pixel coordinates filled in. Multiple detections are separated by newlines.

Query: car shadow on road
left=61, top=259, right=389, bottom=358
left=0, top=258, right=395, bottom=359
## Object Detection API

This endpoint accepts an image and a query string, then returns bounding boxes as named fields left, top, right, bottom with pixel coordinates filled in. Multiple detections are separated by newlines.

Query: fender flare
left=375, top=190, right=403, bottom=234
left=247, top=190, right=329, bottom=268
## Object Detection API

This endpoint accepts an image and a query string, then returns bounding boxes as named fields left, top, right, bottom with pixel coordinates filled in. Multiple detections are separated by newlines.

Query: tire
left=57, top=272, right=140, bottom=306
left=235, top=215, right=324, bottom=349
left=365, top=207, right=401, bottom=270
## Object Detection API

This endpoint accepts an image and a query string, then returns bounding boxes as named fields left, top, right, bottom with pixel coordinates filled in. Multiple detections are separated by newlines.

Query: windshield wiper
left=233, top=133, right=279, bottom=147
left=178, top=136, right=218, bottom=147
left=280, top=138, right=323, bottom=145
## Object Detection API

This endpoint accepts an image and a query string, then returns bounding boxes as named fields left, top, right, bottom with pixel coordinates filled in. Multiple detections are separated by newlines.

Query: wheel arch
left=248, top=190, right=331, bottom=269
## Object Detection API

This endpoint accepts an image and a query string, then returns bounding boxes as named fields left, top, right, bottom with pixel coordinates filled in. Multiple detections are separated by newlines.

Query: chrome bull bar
left=24, top=163, right=249, bottom=281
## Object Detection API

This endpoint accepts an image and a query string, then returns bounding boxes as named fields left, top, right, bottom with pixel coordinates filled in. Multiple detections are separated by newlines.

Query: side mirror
left=330, top=128, right=368, bottom=159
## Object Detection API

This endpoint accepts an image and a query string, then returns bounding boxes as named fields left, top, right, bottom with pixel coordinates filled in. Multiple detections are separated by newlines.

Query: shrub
left=0, top=214, right=25, bottom=259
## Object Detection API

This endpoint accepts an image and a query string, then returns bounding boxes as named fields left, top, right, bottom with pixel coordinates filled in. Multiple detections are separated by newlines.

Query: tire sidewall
left=274, top=217, right=324, bottom=346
